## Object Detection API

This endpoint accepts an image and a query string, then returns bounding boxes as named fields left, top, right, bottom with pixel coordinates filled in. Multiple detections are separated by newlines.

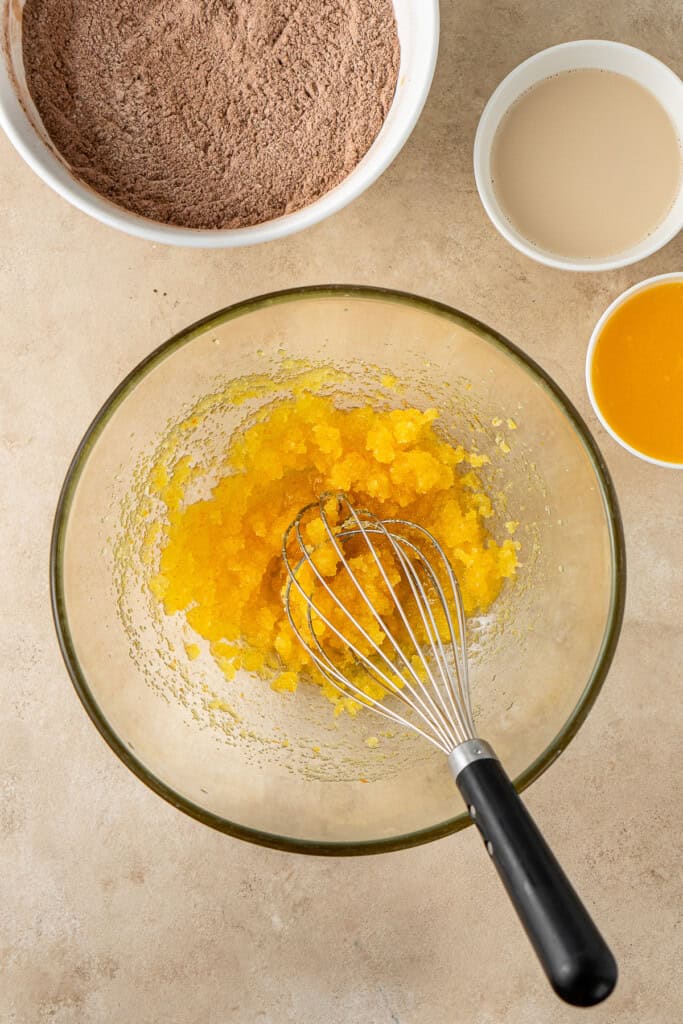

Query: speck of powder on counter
left=21, top=0, right=400, bottom=229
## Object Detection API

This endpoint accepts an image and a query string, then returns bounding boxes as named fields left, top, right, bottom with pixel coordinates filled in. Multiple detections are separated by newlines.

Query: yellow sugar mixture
left=148, top=394, right=518, bottom=713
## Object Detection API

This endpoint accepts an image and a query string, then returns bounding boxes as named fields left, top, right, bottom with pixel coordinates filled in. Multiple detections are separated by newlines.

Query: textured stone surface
left=1, top=1, right=681, bottom=1021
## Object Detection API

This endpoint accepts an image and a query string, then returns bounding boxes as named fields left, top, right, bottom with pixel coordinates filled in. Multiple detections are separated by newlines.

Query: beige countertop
left=1, top=2, right=682, bottom=1021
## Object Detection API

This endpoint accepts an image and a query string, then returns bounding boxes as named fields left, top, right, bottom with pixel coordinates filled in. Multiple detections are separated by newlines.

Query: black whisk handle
left=453, top=750, right=617, bottom=1007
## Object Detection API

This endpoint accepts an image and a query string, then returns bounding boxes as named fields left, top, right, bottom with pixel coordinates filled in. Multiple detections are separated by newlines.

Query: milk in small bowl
left=474, top=41, right=683, bottom=272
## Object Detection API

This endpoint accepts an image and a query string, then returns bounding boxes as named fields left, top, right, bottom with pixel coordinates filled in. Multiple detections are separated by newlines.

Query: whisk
left=282, top=493, right=617, bottom=1007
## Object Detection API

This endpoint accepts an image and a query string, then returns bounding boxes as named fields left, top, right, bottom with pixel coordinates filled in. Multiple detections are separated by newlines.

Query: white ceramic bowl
left=586, top=272, right=683, bottom=468
left=474, top=41, right=683, bottom=272
left=0, top=0, right=438, bottom=248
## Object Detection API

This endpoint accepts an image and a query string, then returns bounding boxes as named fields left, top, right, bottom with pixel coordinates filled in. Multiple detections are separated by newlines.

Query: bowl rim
left=50, top=285, right=627, bottom=855
left=585, top=271, right=683, bottom=469
left=0, top=2, right=439, bottom=248
left=473, top=39, right=683, bottom=273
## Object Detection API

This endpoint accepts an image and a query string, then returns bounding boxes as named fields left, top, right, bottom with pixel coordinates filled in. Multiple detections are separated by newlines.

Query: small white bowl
left=0, top=0, right=438, bottom=248
left=474, top=40, right=683, bottom=272
left=586, top=272, right=683, bottom=469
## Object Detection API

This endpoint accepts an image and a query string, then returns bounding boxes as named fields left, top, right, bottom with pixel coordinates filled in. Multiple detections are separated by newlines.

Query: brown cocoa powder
left=22, top=0, right=399, bottom=229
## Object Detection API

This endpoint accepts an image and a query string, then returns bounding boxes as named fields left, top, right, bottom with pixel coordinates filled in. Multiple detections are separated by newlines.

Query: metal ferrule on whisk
left=447, top=738, right=498, bottom=779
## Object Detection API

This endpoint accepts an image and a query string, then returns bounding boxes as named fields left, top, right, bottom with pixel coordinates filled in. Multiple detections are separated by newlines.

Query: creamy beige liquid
left=491, top=69, right=682, bottom=259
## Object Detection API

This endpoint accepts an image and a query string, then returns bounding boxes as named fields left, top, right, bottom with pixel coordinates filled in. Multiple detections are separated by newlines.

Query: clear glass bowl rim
left=50, top=285, right=627, bottom=856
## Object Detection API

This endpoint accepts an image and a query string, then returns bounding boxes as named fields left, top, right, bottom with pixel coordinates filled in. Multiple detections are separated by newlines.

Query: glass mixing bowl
left=51, top=287, right=625, bottom=854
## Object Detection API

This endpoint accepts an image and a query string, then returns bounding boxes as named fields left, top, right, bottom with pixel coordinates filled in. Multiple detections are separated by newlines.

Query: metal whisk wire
left=282, top=492, right=476, bottom=754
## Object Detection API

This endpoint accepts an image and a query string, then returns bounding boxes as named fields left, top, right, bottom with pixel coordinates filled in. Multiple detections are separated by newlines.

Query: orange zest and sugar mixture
left=148, top=394, right=518, bottom=712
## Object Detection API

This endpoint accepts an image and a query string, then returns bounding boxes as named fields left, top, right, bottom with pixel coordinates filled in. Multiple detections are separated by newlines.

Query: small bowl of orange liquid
left=586, top=273, right=683, bottom=468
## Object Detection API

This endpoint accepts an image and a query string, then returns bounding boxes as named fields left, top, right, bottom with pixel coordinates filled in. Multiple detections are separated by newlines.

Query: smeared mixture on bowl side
left=147, top=393, right=518, bottom=714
